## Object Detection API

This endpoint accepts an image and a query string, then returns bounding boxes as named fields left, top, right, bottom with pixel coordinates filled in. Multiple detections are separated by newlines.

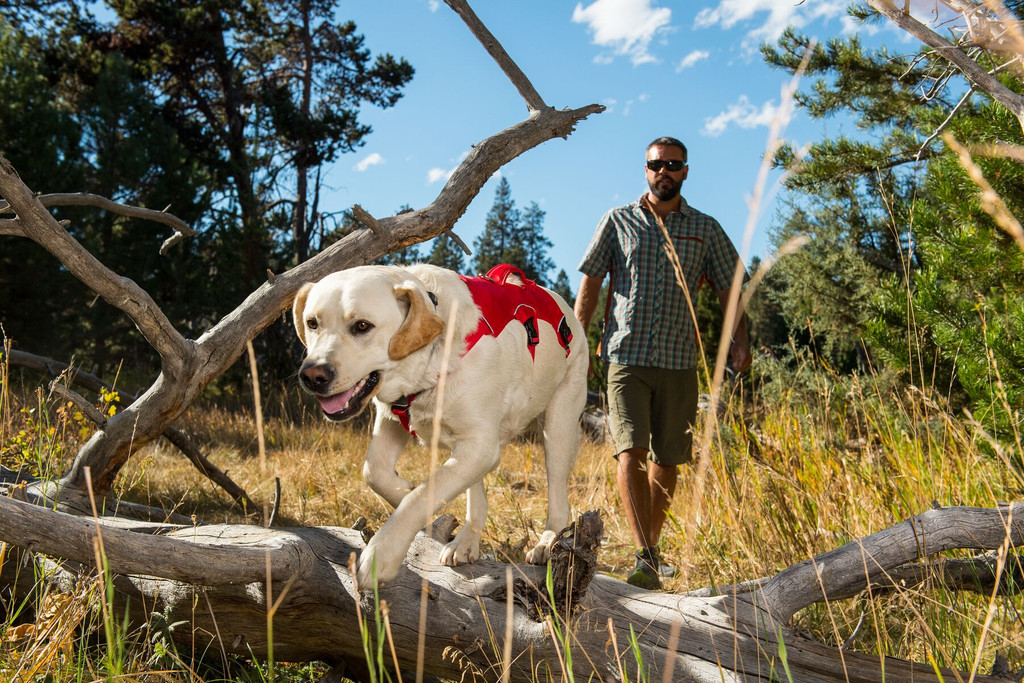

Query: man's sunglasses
left=646, top=159, right=686, bottom=172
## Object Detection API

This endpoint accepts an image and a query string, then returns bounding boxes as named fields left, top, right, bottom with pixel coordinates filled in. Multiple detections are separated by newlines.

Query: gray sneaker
left=652, top=549, right=677, bottom=578
left=626, top=548, right=662, bottom=590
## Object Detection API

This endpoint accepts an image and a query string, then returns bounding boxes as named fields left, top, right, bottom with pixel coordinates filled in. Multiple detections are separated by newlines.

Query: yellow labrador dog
left=293, top=263, right=588, bottom=588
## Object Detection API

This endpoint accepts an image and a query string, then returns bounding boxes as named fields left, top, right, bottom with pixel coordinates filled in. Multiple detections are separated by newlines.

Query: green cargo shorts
left=606, top=363, right=698, bottom=467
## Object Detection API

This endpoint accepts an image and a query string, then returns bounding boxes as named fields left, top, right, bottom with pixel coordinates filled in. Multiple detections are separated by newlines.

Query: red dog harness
left=460, top=264, right=573, bottom=359
left=391, top=265, right=574, bottom=438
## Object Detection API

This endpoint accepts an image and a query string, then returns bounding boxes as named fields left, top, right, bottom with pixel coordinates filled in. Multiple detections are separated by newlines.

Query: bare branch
left=8, top=350, right=258, bottom=513
left=443, top=228, right=472, bottom=255
left=443, top=0, right=547, bottom=112
left=0, top=156, right=190, bottom=368
left=917, top=84, right=975, bottom=159
left=752, top=502, right=1024, bottom=622
left=943, top=0, right=1024, bottom=63
left=49, top=382, right=107, bottom=425
left=855, top=552, right=1024, bottom=599
left=0, top=495, right=288, bottom=585
left=0, top=192, right=195, bottom=254
left=351, top=203, right=386, bottom=238
left=0, top=218, right=23, bottom=236
left=867, top=0, right=1024, bottom=130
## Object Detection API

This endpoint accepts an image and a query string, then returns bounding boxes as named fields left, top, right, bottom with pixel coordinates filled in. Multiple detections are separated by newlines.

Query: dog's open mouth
left=317, top=371, right=380, bottom=420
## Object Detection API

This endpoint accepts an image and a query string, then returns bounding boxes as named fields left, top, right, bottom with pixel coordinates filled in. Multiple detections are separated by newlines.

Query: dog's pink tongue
left=318, top=385, right=358, bottom=414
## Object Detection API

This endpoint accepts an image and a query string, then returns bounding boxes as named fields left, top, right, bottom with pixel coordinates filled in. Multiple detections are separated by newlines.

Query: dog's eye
left=351, top=320, right=373, bottom=334
left=306, top=318, right=318, bottom=331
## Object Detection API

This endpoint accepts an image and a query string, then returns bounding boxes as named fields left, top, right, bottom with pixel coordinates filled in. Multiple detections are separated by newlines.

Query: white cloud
left=427, top=151, right=470, bottom=185
left=426, top=0, right=440, bottom=11
left=694, top=0, right=846, bottom=49
left=676, top=50, right=709, bottom=72
left=701, top=95, right=779, bottom=137
left=354, top=152, right=384, bottom=172
left=426, top=167, right=452, bottom=184
left=621, top=94, right=649, bottom=116
left=572, top=0, right=672, bottom=66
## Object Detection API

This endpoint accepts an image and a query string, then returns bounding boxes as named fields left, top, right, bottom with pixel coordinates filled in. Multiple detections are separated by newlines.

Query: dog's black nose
left=300, top=363, right=334, bottom=392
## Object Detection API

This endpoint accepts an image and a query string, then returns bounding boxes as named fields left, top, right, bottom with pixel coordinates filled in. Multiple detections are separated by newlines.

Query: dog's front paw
left=525, top=530, right=558, bottom=564
left=438, top=525, right=481, bottom=566
left=357, top=536, right=404, bottom=588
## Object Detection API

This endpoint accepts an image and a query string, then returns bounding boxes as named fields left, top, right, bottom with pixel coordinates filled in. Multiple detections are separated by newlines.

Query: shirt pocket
left=666, top=227, right=705, bottom=278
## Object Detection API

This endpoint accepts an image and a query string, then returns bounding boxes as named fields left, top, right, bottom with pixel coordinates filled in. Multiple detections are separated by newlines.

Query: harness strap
left=390, top=393, right=418, bottom=439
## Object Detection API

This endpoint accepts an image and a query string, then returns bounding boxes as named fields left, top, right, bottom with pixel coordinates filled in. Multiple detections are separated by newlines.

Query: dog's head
left=292, top=267, right=445, bottom=421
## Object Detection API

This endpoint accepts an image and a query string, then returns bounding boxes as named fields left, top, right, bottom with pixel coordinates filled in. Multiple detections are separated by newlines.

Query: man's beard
left=649, top=176, right=680, bottom=201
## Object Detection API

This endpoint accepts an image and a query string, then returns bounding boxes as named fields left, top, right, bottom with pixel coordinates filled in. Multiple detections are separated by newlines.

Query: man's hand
left=729, top=339, right=752, bottom=373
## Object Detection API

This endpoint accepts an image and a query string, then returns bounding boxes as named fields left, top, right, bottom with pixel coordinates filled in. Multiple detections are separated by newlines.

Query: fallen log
left=0, top=496, right=1018, bottom=682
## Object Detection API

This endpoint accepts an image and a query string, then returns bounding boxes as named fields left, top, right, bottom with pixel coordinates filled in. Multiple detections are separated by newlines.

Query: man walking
left=574, top=136, right=751, bottom=589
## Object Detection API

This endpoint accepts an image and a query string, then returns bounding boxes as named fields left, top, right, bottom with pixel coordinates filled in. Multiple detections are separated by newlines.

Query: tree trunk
left=0, top=497, right=1018, bottom=682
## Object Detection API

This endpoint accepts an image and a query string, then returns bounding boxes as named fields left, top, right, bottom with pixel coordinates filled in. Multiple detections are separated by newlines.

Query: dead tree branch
left=443, top=0, right=547, bottom=112
left=0, top=157, right=190, bottom=371
left=866, top=0, right=1024, bottom=130
left=746, top=503, right=1024, bottom=623
left=0, top=192, right=194, bottom=253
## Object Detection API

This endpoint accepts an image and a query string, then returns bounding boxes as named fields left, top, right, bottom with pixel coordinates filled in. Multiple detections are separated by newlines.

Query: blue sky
left=324, top=1, right=920, bottom=288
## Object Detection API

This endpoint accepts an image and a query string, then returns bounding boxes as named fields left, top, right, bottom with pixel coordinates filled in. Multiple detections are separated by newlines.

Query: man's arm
left=717, top=287, right=752, bottom=372
left=574, top=273, right=604, bottom=331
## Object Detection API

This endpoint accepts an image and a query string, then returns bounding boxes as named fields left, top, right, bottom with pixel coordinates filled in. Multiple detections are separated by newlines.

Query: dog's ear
left=389, top=283, right=445, bottom=360
left=292, top=283, right=314, bottom=347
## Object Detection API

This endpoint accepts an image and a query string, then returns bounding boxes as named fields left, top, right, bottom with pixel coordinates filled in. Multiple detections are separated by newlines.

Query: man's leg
left=607, top=364, right=662, bottom=589
left=616, top=447, right=654, bottom=549
left=617, top=447, right=663, bottom=589
left=646, top=367, right=698, bottom=579
left=648, top=461, right=678, bottom=547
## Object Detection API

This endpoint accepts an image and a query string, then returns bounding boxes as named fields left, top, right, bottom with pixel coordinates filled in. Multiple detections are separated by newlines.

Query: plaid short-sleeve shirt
left=578, top=195, right=745, bottom=370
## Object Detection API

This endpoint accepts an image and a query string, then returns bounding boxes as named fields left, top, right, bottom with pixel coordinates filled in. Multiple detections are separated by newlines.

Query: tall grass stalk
left=85, top=466, right=128, bottom=678
left=416, top=301, right=460, bottom=683
left=776, top=626, right=794, bottom=683
left=352, top=552, right=388, bottom=683
left=501, top=566, right=514, bottom=683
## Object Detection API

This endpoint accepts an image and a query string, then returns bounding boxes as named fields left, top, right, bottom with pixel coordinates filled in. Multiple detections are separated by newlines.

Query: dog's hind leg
left=439, top=479, right=486, bottom=566
left=526, top=366, right=587, bottom=564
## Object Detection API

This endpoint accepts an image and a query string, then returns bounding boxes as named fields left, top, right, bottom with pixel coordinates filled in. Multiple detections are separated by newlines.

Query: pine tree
left=517, top=202, right=556, bottom=286
left=762, top=13, right=1024, bottom=422
left=426, top=233, right=466, bottom=272
left=472, top=179, right=559, bottom=286
left=551, top=269, right=573, bottom=304
left=472, top=177, right=523, bottom=275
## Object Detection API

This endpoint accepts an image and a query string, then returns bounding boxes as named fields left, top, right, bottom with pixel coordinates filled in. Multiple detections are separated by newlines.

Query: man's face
left=645, top=144, right=688, bottom=201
